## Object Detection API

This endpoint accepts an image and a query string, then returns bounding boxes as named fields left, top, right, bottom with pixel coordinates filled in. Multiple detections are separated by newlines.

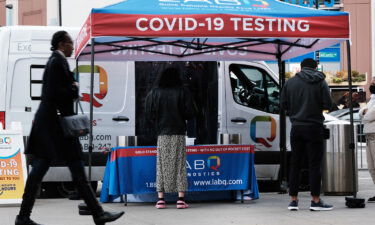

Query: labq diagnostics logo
left=250, top=116, right=276, bottom=148
left=187, top=156, right=221, bottom=171
left=0, top=138, right=18, bottom=160
left=74, top=65, right=108, bottom=108
left=0, top=137, right=12, bottom=145
left=207, top=156, right=221, bottom=171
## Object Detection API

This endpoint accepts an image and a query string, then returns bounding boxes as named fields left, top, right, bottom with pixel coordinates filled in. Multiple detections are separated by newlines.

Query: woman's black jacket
left=25, top=51, right=82, bottom=161
left=145, top=87, right=197, bottom=136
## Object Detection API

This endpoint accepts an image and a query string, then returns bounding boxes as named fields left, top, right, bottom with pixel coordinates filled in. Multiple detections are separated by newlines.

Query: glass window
left=265, top=75, right=280, bottom=114
left=229, top=64, right=279, bottom=114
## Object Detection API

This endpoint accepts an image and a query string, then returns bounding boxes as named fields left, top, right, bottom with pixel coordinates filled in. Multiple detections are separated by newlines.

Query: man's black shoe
left=94, top=211, right=124, bottom=225
left=15, top=215, right=42, bottom=225
left=368, top=196, right=375, bottom=203
left=78, top=203, right=92, bottom=215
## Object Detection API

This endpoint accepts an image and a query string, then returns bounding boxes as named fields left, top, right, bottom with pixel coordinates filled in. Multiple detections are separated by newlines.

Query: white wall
left=59, top=0, right=122, bottom=27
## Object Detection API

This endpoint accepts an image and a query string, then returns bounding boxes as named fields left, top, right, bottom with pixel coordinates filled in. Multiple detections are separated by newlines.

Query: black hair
left=301, top=58, right=318, bottom=69
left=50, top=30, right=69, bottom=51
left=158, top=67, right=182, bottom=88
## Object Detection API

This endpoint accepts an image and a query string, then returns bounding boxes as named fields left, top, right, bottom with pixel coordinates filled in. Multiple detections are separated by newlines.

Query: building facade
left=341, top=0, right=372, bottom=97
left=0, top=1, right=5, bottom=26
left=0, top=0, right=121, bottom=27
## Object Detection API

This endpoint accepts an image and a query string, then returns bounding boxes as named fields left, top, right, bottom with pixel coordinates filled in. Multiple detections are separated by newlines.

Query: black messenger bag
left=59, top=101, right=90, bottom=138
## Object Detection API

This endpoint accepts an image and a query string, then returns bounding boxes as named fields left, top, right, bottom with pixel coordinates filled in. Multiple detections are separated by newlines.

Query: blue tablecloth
left=100, top=145, right=259, bottom=202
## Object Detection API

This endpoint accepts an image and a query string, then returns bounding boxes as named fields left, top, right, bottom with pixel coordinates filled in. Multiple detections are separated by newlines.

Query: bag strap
left=57, top=100, right=84, bottom=116
left=77, top=100, right=85, bottom=115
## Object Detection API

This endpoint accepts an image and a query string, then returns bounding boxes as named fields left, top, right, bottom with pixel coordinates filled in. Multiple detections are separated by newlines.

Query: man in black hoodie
left=281, top=58, right=333, bottom=211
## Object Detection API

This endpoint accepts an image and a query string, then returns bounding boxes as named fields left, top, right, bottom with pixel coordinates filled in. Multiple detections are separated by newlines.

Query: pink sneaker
left=176, top=200, right=189, bottom=209
left=155, top=200, right=166, bottom=209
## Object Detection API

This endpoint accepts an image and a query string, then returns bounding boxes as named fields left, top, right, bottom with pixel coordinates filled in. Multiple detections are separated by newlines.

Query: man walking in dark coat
left=15, top=31, right=124, bottom=225
left=281, top=58, right=333, bottom=211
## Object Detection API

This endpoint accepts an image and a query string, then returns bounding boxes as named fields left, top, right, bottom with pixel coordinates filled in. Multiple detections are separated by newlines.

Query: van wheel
left=40, top=182, right=61, bottom=198
left=257, top=180, right=281, bottom=192
left=57, top=181, right=98, bottom=198
left=299, top=169, right=310, bottom=191
left=276, top=162, right=310, bottom=193
left=57, top=182, right=76, bottom=198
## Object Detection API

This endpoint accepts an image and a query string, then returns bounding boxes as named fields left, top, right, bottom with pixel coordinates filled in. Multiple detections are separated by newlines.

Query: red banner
left=91, top=13, right=349, bottom=39
left=111, top=145, right=254, bottom=161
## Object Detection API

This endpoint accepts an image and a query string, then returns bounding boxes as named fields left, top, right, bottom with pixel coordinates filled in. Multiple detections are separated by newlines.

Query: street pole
left=58, top=0, right=62, bottom=26
left=315, top=1, right=320, bottom=69
left=5, top=4, right=13, bottom=26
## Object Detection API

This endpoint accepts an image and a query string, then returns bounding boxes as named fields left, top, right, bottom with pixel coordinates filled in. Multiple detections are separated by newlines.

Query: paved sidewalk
left=1, top=171, right=374, bottom=225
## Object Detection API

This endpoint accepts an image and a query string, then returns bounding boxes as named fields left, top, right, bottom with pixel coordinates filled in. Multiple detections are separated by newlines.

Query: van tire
left=57, top=182, right=76, bottom=198
left=40, top=182, right=61, bottom=198
left=57, top=181, right=98, bottom=198
left=257, top=180, right=280, bottom=192
left=276, top=158, right=311, bottom=193
left=39, top=181, right=98, bottom=198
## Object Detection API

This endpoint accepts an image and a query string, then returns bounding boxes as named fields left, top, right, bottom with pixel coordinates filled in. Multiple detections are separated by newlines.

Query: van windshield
left=229, top=64, right=279, bottom=114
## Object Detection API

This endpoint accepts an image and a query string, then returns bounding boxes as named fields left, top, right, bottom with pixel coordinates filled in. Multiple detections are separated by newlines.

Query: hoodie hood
left=296, top=67, right=326, bottom=83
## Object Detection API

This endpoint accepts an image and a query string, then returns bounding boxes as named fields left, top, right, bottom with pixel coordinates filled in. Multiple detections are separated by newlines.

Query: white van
left=0, top=26, right=290, bottom=196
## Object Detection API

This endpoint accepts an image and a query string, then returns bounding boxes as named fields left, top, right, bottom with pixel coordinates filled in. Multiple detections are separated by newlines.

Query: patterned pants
left=156, top=135, right=187, bottom=193
left=366, top=134, right=375, bottom=185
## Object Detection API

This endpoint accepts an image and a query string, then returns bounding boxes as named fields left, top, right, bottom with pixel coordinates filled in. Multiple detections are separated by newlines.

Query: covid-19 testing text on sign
left=0, top=130, right=27, bottom=205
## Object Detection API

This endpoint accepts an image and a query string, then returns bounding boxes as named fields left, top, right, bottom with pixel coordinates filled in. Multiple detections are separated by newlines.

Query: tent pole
left=278, top=55, right=287, bottom=193
left=76, top=57, right=80, bottom=78
left=346, top=40, right=357, bottom=197
left=75, top=58, right=79, bottom=114
left=88, top=38, right=95, bottom=182
left=58, top=0, right=62, bottom=26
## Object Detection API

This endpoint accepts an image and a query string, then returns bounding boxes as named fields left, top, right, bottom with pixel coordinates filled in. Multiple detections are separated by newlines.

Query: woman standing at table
left=359, top=78, right=375, bottom=203
left=145, top=67, right=196, bottom=209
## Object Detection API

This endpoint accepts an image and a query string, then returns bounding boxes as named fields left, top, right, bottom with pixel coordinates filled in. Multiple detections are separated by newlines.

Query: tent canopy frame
left=78, top=37, right=319, bottom=59
left=77, top=36, right=344, bottom=194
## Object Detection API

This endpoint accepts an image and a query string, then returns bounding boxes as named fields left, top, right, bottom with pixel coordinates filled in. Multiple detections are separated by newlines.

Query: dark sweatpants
left=289, top=125, right=325, bottom=197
